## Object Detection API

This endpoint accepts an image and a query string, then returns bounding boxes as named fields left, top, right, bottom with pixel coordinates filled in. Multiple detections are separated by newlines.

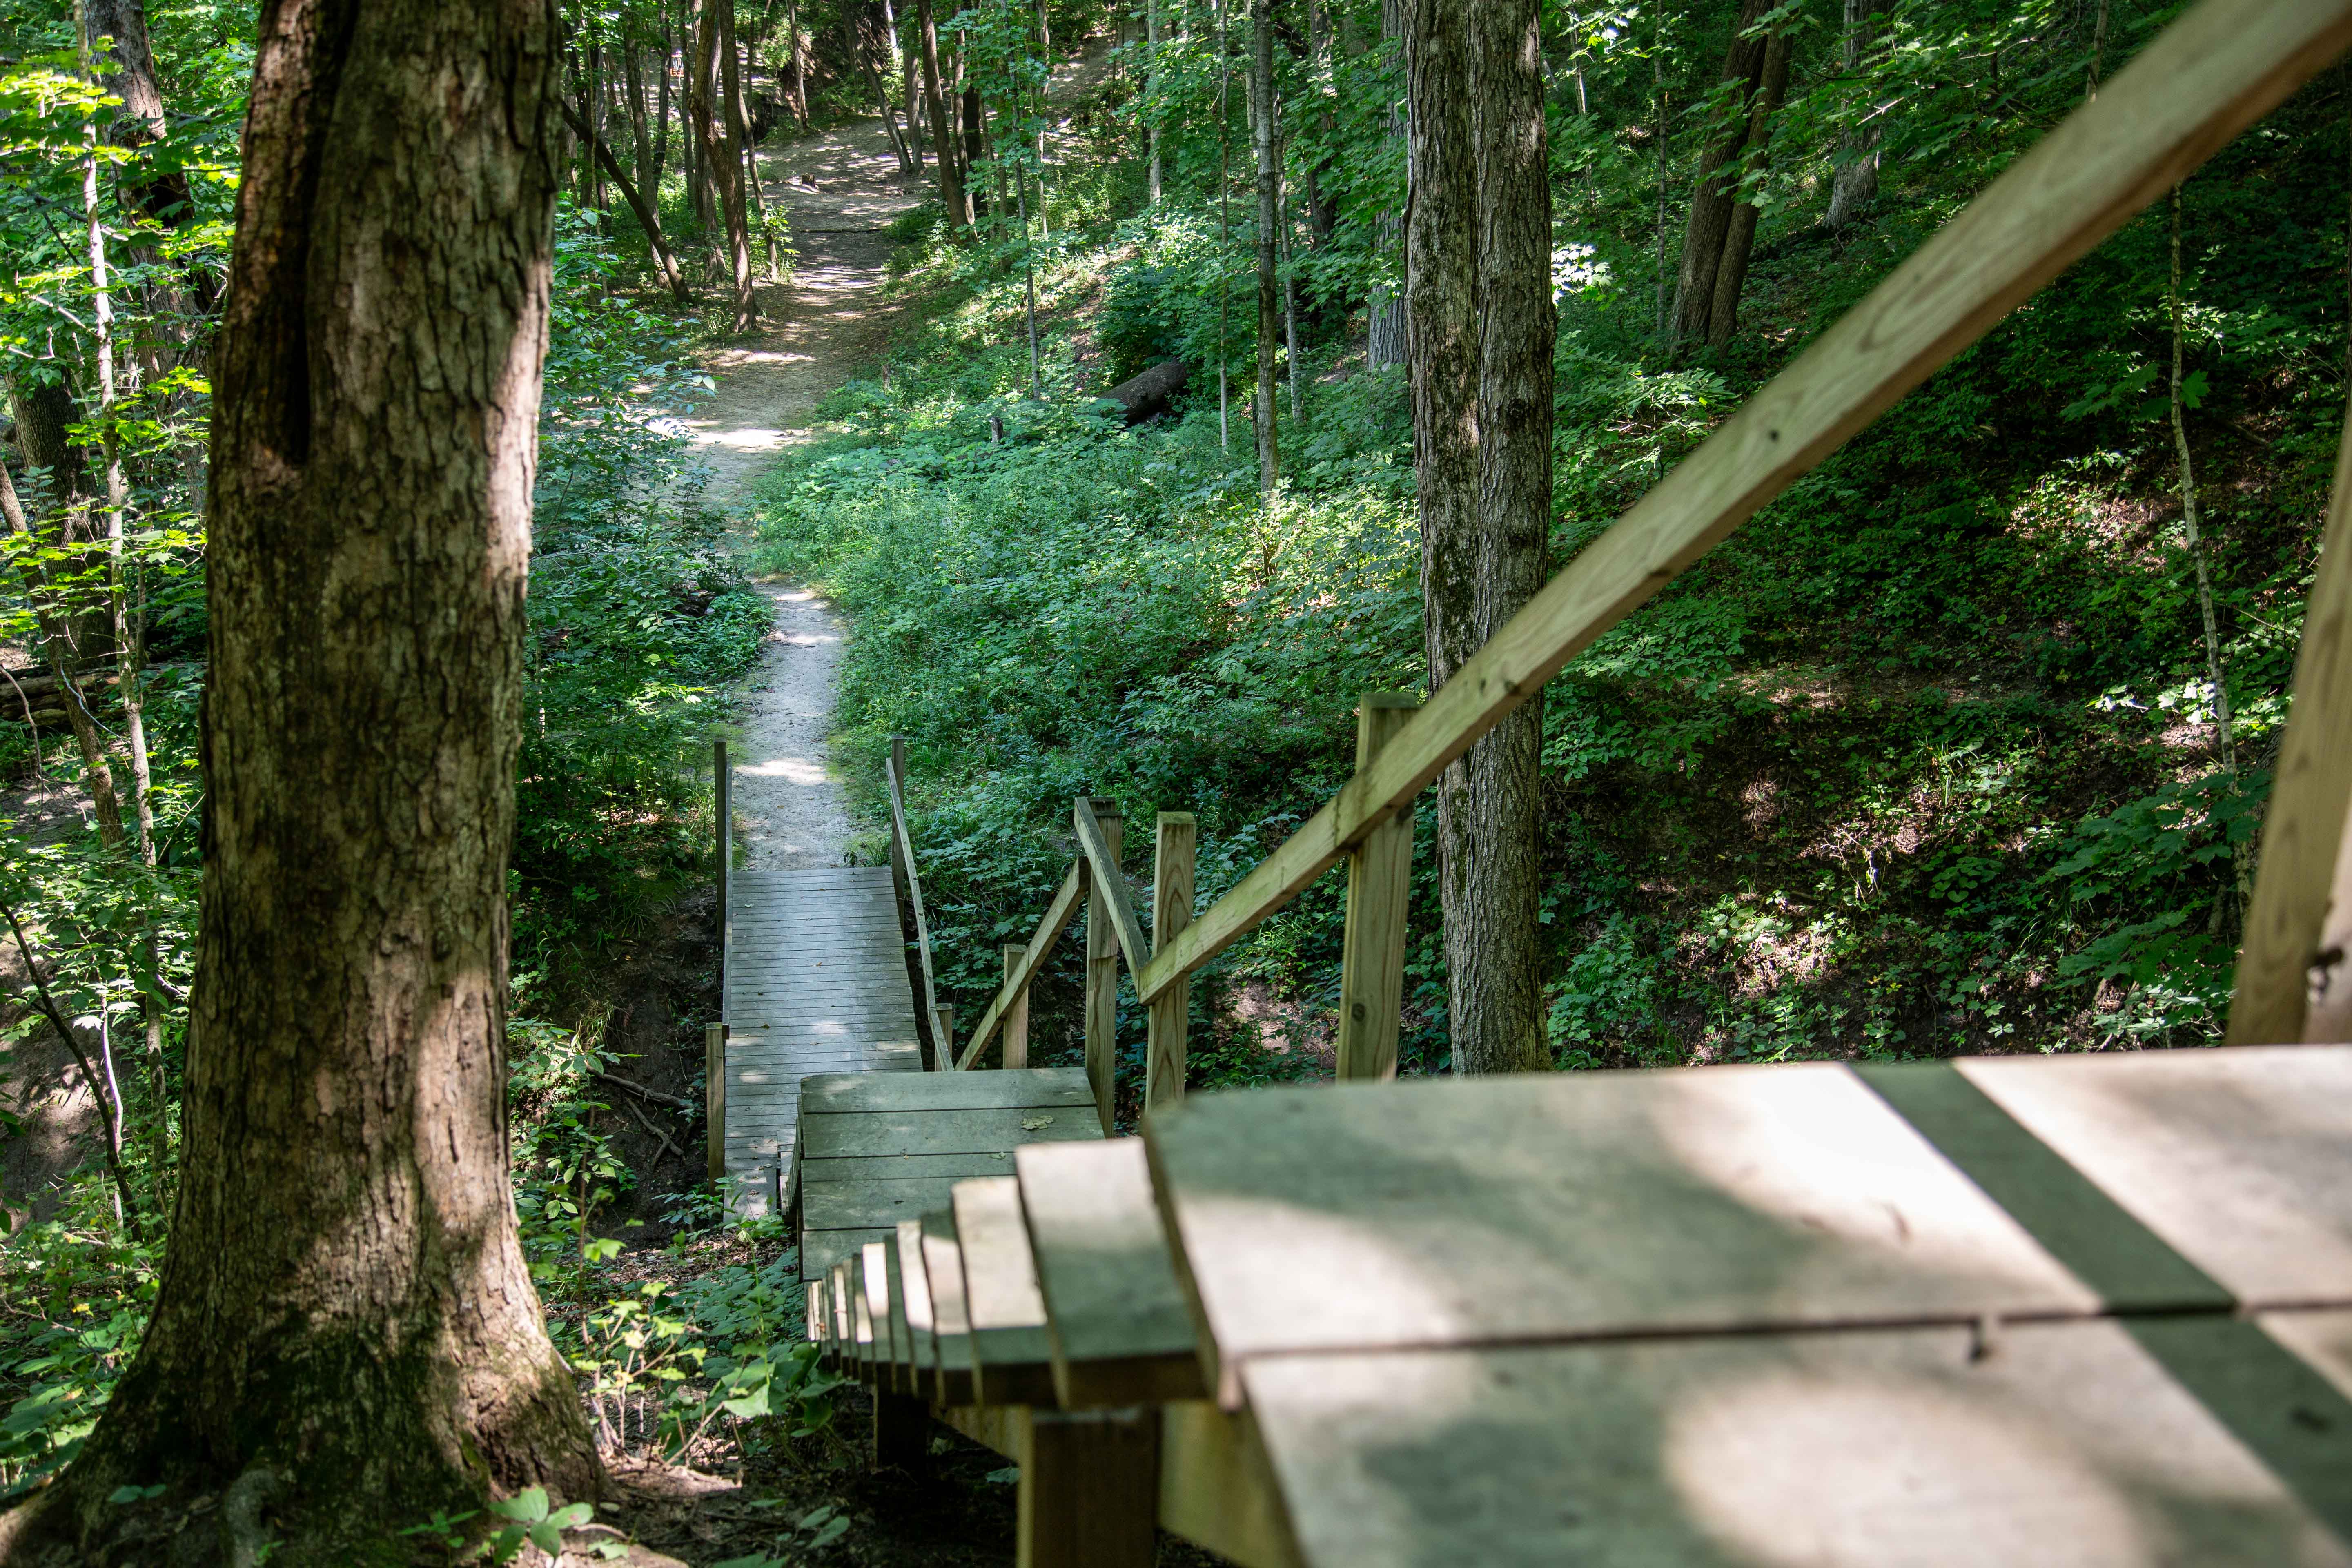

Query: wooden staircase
left=734, top=5, right=2352, bottom=1559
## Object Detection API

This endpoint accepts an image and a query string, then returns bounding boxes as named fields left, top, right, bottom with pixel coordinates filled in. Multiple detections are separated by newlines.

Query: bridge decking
left=721, top=865, right=920, bottom=1214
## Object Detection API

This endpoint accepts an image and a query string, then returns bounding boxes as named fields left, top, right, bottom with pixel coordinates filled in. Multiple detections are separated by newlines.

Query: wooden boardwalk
left=721, top=866, right=921, bottom=1215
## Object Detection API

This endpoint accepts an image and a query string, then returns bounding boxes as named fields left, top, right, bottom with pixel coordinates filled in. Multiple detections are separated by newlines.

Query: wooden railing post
left=1002, top=944, right=1029, bottom=1069
left=887, top=736, right=950, bottom=1070
left=1147, top=813, right=1196, bottom=1111
left=713, top=739, right=730, bottom=1019
left=1082, top=797, right=1125, bottom=1132
left=1336, top=695, right=1419, bottom=1081
left=935, top=1004, right=954, bottom=1068
left=705, top=1020, right=727, bottom=1183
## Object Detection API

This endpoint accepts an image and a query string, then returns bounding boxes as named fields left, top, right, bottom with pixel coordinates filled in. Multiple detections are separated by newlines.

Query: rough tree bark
left=1253, top=0, right=1281, bottom=492
left=1407, top=0, right=1554, bottom=1076
left=1667, top=0, right=1774, bottom=345
left=692, top=0, right=756, bottom=329
left=0, top=1, right=600, bottom=1560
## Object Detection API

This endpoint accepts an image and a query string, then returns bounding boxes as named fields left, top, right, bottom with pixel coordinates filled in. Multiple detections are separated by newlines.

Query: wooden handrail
left=1074, top=798, right=1152, bottom=978
left=1130, top=0, right=2352, bottom=1009
left=956, top=858, right=1087, bottom=1069
left=885, top=737, right=949, bottom=1069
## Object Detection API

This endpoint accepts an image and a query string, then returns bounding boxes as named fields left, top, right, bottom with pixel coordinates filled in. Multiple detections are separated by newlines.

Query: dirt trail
left=685, top=116, right=920, bottom=871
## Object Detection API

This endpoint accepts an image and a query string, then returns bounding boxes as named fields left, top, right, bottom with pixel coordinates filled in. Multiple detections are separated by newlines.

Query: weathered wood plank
left=805, top=1177, right=969, bottom=1232
left=952, top=1176, right=1060, bottom=1407
left=886, top=739, right=948, bottom=1070
left=1019, top=1408, right=1158, bottom=1568
left=1000, top=943, right=1029, bottom=1070
left=803, top=1105, right=1102, bottom=1159
left=800, top=1151, right=1029, bottom=1182
left=1132, top=0, right=2352, bottom=1008
left=893, top=1218, right=939, bottom=1400
left=1082, top=803, right=1124, bottom=1129
left=921, top=1208, right=979, bottom=1405
left=1145, top=814, right=1195, bottom=1111
left=1238, top=1321, right=2352, bottom=1568
left=1334, top=696, right=1416, bottom=1082
left=805, top=1227, right=897, bottom=1283
left=1016, top=1138, right=1203, bottom=1407
left=801, top=1067, right=1093, bottom=1114
left=1076, top=798, right=1152, bottom=980
left=1146, top=1065, right=2103, bottom=1405
left=1956, top=1045, right=2352, bottom=1310
left=1158, top=1402, right=1305, bottom=1568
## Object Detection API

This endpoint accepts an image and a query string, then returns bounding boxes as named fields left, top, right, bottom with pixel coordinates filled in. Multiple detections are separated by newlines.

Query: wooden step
left=1015, top=1137, right=1203, bottom=1407
left=950, top=1175, right=1059, bottom=1408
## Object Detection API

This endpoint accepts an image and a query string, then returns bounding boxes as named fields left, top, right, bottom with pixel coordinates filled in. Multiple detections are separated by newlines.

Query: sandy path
left=686, top=116, right=920, bottom=871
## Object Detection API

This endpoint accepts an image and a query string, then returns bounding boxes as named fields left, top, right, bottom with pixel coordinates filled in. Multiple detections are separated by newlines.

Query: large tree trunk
left=1252, top=0, right=1281, bottom=492
left=1703, top=27, right=1792, bottom=347
left=1666, top=0, right=1774, bottom=345
left=1408, top=0, right=1554, bottom=1078
left=0, top=0, right=599, bottom=1559
left=916, top=0, right=970, bottom=229
left=1457, top=0, right=1554, bottom=1075
left=693, top=0, right=757, bottom=329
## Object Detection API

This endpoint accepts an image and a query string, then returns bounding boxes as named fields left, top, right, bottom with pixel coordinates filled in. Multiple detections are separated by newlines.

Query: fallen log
left=1103, top=359, right=1191, bottom=425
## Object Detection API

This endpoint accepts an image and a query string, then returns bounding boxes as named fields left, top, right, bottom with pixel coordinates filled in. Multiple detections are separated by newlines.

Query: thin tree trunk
left=0, top=3, right=599, bottom=1555
left=1282, top=178, right=1303, bottom=422
left=1365, top=0, right=1407, bottom=367
left=1825, top=0, right=1892, bottom=231
left=891, top=0, right=924, bottom=166
left=559, top=96, right=694, bottom=303
left=1146, top=0, right=1162, bottom=203
left=1668, top=0, right=1774, bottom=345
left=1654, top=19, right=1669, bottom=337
left=916, top=0, right=970, bottom=229
left=721, top=0, right=780, bottom=284
left=655, top=8, right=674, bottom=179
left=1218, top=0, right=1233, bottom=450
left=2171, top=185, right=2236, bottom=776
left=624, top=43, right=655, bottom=192
left=1704, top=27, right=1791, bottom=347
left=1253, top=0, right=1281, bottom=492
left=0, top=899, right=141, bottom=1236
left=0, top=446, right=123, bottom=849
left=685, top=0, right=713, bottom=227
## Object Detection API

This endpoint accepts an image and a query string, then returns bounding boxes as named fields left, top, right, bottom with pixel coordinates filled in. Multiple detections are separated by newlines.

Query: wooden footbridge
left=710, top=2, right=2352, bottom=1561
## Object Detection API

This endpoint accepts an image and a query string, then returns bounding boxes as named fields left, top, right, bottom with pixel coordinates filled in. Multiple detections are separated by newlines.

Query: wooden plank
left=1075, top=798, right=1152, bottom=979
left=800, top=1151, right=1030, bottom=1182
left=921, top=1208, right=980, bottom=1405
left=894, top=1218, right=939, bottom=1400
left=800, top=1066, right=1093, bottom=1114
left=2263, top=1308, right=2352, bottom=1401
left=1082, top=802, right=1124, bottom=1133
left=2238, top=422, right=2352, bottom=1044
left=806, top=1227, right=896, bottom=1283
left=715, top=739, right=730, bottom=1015
left=705, top=1022, right=726, bottom=1180
left=1016, top=1138, right=1204, bottom=1407
left=1158, top=1402, right=1306, bottom=1568
left=1956, top=1045, right=2352, bottom=1310
left=805, top=1177, right=968, bottom=1232
left=882, top=1236, right=918, bottom=1396
left=957, top=858, right=1085, bottom=1069
left=1238, top=1321, right=2352, bottom=1568
left=886, top=739, right=948, bottom=1070
left=953, top=1176, right=1060, bottom=1407
left=802, top=1105, right=1102, bottom=1159
left=1146, top=1065, right=2104, bottom=1406
left=1001, top=943, right=1029, bottom=1070
left=1018, top=1408, right=1158, bottom=1568
left=1146, top=814, right=1195, bottom=1111
left=862, top=1241, right=893, bottom=1385
left=807, top=1281, right=825, bottom=1345
left=937, top=1399, right=1023, bottom=1459
left=1334, top=695, right=1417, bottom=1082
left=1131, top=0, right=2352, bottom=1010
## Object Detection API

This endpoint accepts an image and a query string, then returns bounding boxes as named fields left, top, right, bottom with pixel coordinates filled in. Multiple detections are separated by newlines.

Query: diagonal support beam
left=1076, top=797, right=1153, bottom=979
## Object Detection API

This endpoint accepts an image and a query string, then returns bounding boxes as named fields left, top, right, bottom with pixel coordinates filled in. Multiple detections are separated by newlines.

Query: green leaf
left=488, top=1485, right=550, bottom=1524
left=106, top=1483, right=165, bottom=1504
